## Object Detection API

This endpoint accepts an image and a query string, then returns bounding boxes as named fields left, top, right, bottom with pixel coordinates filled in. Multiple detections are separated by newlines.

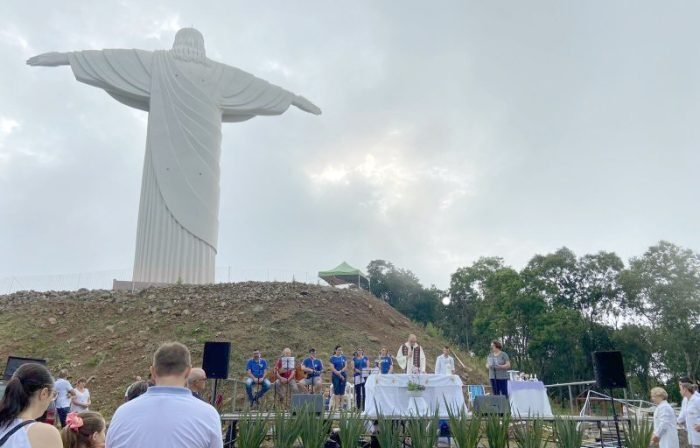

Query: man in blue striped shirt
left=106, top=342, right=223, bottom=448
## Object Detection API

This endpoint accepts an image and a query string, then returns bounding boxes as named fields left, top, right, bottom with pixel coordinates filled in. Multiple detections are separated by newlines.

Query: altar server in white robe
left=650, top=387, right=679, bottom=448
left=396, top=334, right=426, bottom=374
left=434, top=346, right=456, bottom=376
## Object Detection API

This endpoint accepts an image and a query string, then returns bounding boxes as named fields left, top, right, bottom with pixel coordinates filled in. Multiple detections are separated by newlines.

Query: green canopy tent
left=318, top=262, right=370, bottom=290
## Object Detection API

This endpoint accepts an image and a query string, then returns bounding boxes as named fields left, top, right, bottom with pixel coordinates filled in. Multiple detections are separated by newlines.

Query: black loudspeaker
left=473, top=395, right=510, bottom=415
left=291, top=394, right=324, bottom=414
left=593, top=351, right=627, bottom=389
left=4, top=356, right=47, bottom=381
left=202, top=342, right=231, bottom=380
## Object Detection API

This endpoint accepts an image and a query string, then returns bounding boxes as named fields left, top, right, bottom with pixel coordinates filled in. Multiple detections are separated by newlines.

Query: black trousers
left=57, top=407, right=70, bottom=428
left=355, top=382, right=366, bottom=410
left=490, top=378, right=508, bottom=397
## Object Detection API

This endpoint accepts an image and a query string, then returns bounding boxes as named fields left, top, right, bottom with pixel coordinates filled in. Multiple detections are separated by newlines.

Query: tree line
left=367, top=241, right=700, bottom=398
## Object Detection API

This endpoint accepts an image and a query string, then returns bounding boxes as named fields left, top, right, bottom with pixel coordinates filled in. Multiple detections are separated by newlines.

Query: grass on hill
left=0, top=282, right=486, bottom=417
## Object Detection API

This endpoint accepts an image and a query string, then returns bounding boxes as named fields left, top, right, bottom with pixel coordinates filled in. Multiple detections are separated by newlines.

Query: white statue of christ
left=27, top=28, right=321, bottom=284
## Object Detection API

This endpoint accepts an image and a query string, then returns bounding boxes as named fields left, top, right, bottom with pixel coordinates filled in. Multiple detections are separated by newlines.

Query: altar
left=508, top=381, right=553, bottom=417
left=362, top=374, right=466, bottom=418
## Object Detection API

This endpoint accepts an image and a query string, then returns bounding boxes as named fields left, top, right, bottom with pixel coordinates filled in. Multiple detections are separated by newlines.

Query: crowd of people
left=0, top=337, right=697, bottom=448
left=0, top=342, right=222, bottom=448
left=650, top=379, right=700, bottom=448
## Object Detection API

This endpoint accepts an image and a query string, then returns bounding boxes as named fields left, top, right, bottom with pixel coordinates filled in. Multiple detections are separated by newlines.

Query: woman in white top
left=0, top=363, right=62, bottom=447
left=650, top=387, right=679, bottom=448
left=70, top=378, right=91, bottom=413
left=680, top=383, right=700, bottom=448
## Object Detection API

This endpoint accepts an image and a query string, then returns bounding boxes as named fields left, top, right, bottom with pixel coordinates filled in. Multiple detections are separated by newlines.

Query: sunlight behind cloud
left=309, top=165, right=349, bottom=185
left=308, top=151, right=475, bottom=216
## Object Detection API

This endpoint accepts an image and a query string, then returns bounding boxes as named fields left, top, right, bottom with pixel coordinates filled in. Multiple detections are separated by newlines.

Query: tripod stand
left=607, top=390, right=623, bottom=448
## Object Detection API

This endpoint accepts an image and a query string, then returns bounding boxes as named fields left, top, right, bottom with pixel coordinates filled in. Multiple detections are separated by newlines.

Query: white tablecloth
left=508, top=381, right=553, bottom=417
left=362, top=374, right=466, bottom=418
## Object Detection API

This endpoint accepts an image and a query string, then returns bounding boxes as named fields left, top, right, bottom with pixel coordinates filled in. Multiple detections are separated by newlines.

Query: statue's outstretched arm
left=292, top=95, right=322, bottom=115
left=26, top=52, right=71, bottom=67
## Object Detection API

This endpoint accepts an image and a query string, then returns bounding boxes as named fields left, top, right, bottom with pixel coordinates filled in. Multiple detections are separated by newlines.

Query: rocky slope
left=0, top=282, right=485, bottom=417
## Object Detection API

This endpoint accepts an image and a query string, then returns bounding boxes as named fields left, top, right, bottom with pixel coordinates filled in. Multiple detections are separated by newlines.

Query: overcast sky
left=1, top=1, right=699, bottom=290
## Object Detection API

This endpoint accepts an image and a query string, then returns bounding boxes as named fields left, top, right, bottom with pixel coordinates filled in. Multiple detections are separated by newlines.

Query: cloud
left=1, top=0, right=699, bottom=290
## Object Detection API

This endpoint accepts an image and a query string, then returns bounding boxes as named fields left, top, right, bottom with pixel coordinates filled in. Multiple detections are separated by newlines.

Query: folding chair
left=467, top=384, right=486, bottom=407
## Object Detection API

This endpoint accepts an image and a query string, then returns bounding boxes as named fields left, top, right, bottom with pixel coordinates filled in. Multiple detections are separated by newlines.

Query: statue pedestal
left=112, top=279, right=171, bottom=292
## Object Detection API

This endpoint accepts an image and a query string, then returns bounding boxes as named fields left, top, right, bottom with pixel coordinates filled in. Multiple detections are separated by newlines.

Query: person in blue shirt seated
left=330, top=345, right=348, bottom=410
left=301, top=348, right=323, bottom=394
left=352, top=348, right=369, bottom=410
left=245, top=349, right=271, bottom=409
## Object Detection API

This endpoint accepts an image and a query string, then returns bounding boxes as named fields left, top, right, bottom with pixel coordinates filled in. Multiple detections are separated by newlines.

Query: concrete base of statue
left=112, top=279, right=172, bottom=292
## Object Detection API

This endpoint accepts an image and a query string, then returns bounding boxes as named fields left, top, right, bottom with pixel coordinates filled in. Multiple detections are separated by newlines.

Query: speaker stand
left=211, top=378, right=220, bottom=407
left=607, top=389, right=623, bottom=448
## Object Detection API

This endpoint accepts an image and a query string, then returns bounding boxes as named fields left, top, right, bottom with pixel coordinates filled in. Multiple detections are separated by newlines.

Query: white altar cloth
left=362, top=374, right=466, bottom=418
left=508, top=381, right=553, bottom=417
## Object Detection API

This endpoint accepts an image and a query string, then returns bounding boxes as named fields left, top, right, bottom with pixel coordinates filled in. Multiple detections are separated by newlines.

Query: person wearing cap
left=301, top=348, right=323, bottom=394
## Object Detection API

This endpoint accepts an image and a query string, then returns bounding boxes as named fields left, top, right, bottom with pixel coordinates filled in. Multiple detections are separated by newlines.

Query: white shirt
left=106, top=386, right=223, bottom=448
left=685, top=393, right=700, bottom=446
left=53, top=378, right=73, bottom=409
left=0, top=419, right=34, bottom=448
left=434, top=355, right=455, bottom=375
left=653, top=401, right=679, bottom=448
left=678, top=391, right=700, bottom=425
left=71, top=388, right=90, bottom=412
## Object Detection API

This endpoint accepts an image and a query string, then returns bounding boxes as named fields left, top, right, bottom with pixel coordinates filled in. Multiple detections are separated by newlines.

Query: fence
left=0, top=266, right=323, bottom=295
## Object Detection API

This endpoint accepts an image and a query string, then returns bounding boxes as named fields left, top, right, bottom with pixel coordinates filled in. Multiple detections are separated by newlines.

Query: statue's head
left=171, top=28, right=207, bottom=64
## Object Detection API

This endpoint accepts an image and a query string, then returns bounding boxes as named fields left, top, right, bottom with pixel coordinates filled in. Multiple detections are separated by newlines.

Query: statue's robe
left=68, top=49, right=295, bottom=283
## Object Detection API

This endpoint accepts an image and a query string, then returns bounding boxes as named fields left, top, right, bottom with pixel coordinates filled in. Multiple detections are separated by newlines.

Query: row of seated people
left=244, top=346, right=394, bottom=410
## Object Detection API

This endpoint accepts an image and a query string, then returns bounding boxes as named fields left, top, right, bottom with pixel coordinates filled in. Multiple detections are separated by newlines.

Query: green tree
left=620, top=241, right=700, bottom=379
left=366, top=260, right=441, bottom=326
left=446, top=257, right=504, bottom=351
left=612, top=324, right=655, bottom=396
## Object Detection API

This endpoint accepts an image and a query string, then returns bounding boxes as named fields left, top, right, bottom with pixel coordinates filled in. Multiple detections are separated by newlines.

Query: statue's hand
left=293, top=95, right=322, bottom=115
left=26, top=52, right=70, bottom=67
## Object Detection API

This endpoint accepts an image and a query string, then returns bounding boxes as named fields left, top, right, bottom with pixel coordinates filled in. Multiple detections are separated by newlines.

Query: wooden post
left=568, top=384, right=575, bottom=414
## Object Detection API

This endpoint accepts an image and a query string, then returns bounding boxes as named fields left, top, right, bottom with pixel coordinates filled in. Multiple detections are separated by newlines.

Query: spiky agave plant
left=553, top=417, right=584, bottom=448
left=375, top=410, right=403, bottom=448
left=624, top=416, right=653, bottom=448
left=337, top=409, right=367, bottom=448
left=484, top=413, right=511, bottom=448
left=445, top=401, right=481, bottom=448
left=272, top=411, right=301, bottom=448
left=297, top=406, right=332, bottom=448
left=513, top=418, right=547, bottom=448
left=404, top=410, right=440, bottom=448
left=237, top=411, right=268, bottom=448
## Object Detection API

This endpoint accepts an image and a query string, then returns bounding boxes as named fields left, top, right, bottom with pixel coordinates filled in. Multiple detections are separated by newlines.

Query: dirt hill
left=0, top=282, right=485, bottom=417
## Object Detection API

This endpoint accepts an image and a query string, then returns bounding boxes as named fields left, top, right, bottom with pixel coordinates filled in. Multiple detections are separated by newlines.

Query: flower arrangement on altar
left=407, top=369, right=426, bottom=394
left=407, top=381, right=426, bottom=392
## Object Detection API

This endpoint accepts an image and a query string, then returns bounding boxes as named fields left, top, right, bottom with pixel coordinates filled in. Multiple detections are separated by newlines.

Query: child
left=60, top=411, right=105, bottom=448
